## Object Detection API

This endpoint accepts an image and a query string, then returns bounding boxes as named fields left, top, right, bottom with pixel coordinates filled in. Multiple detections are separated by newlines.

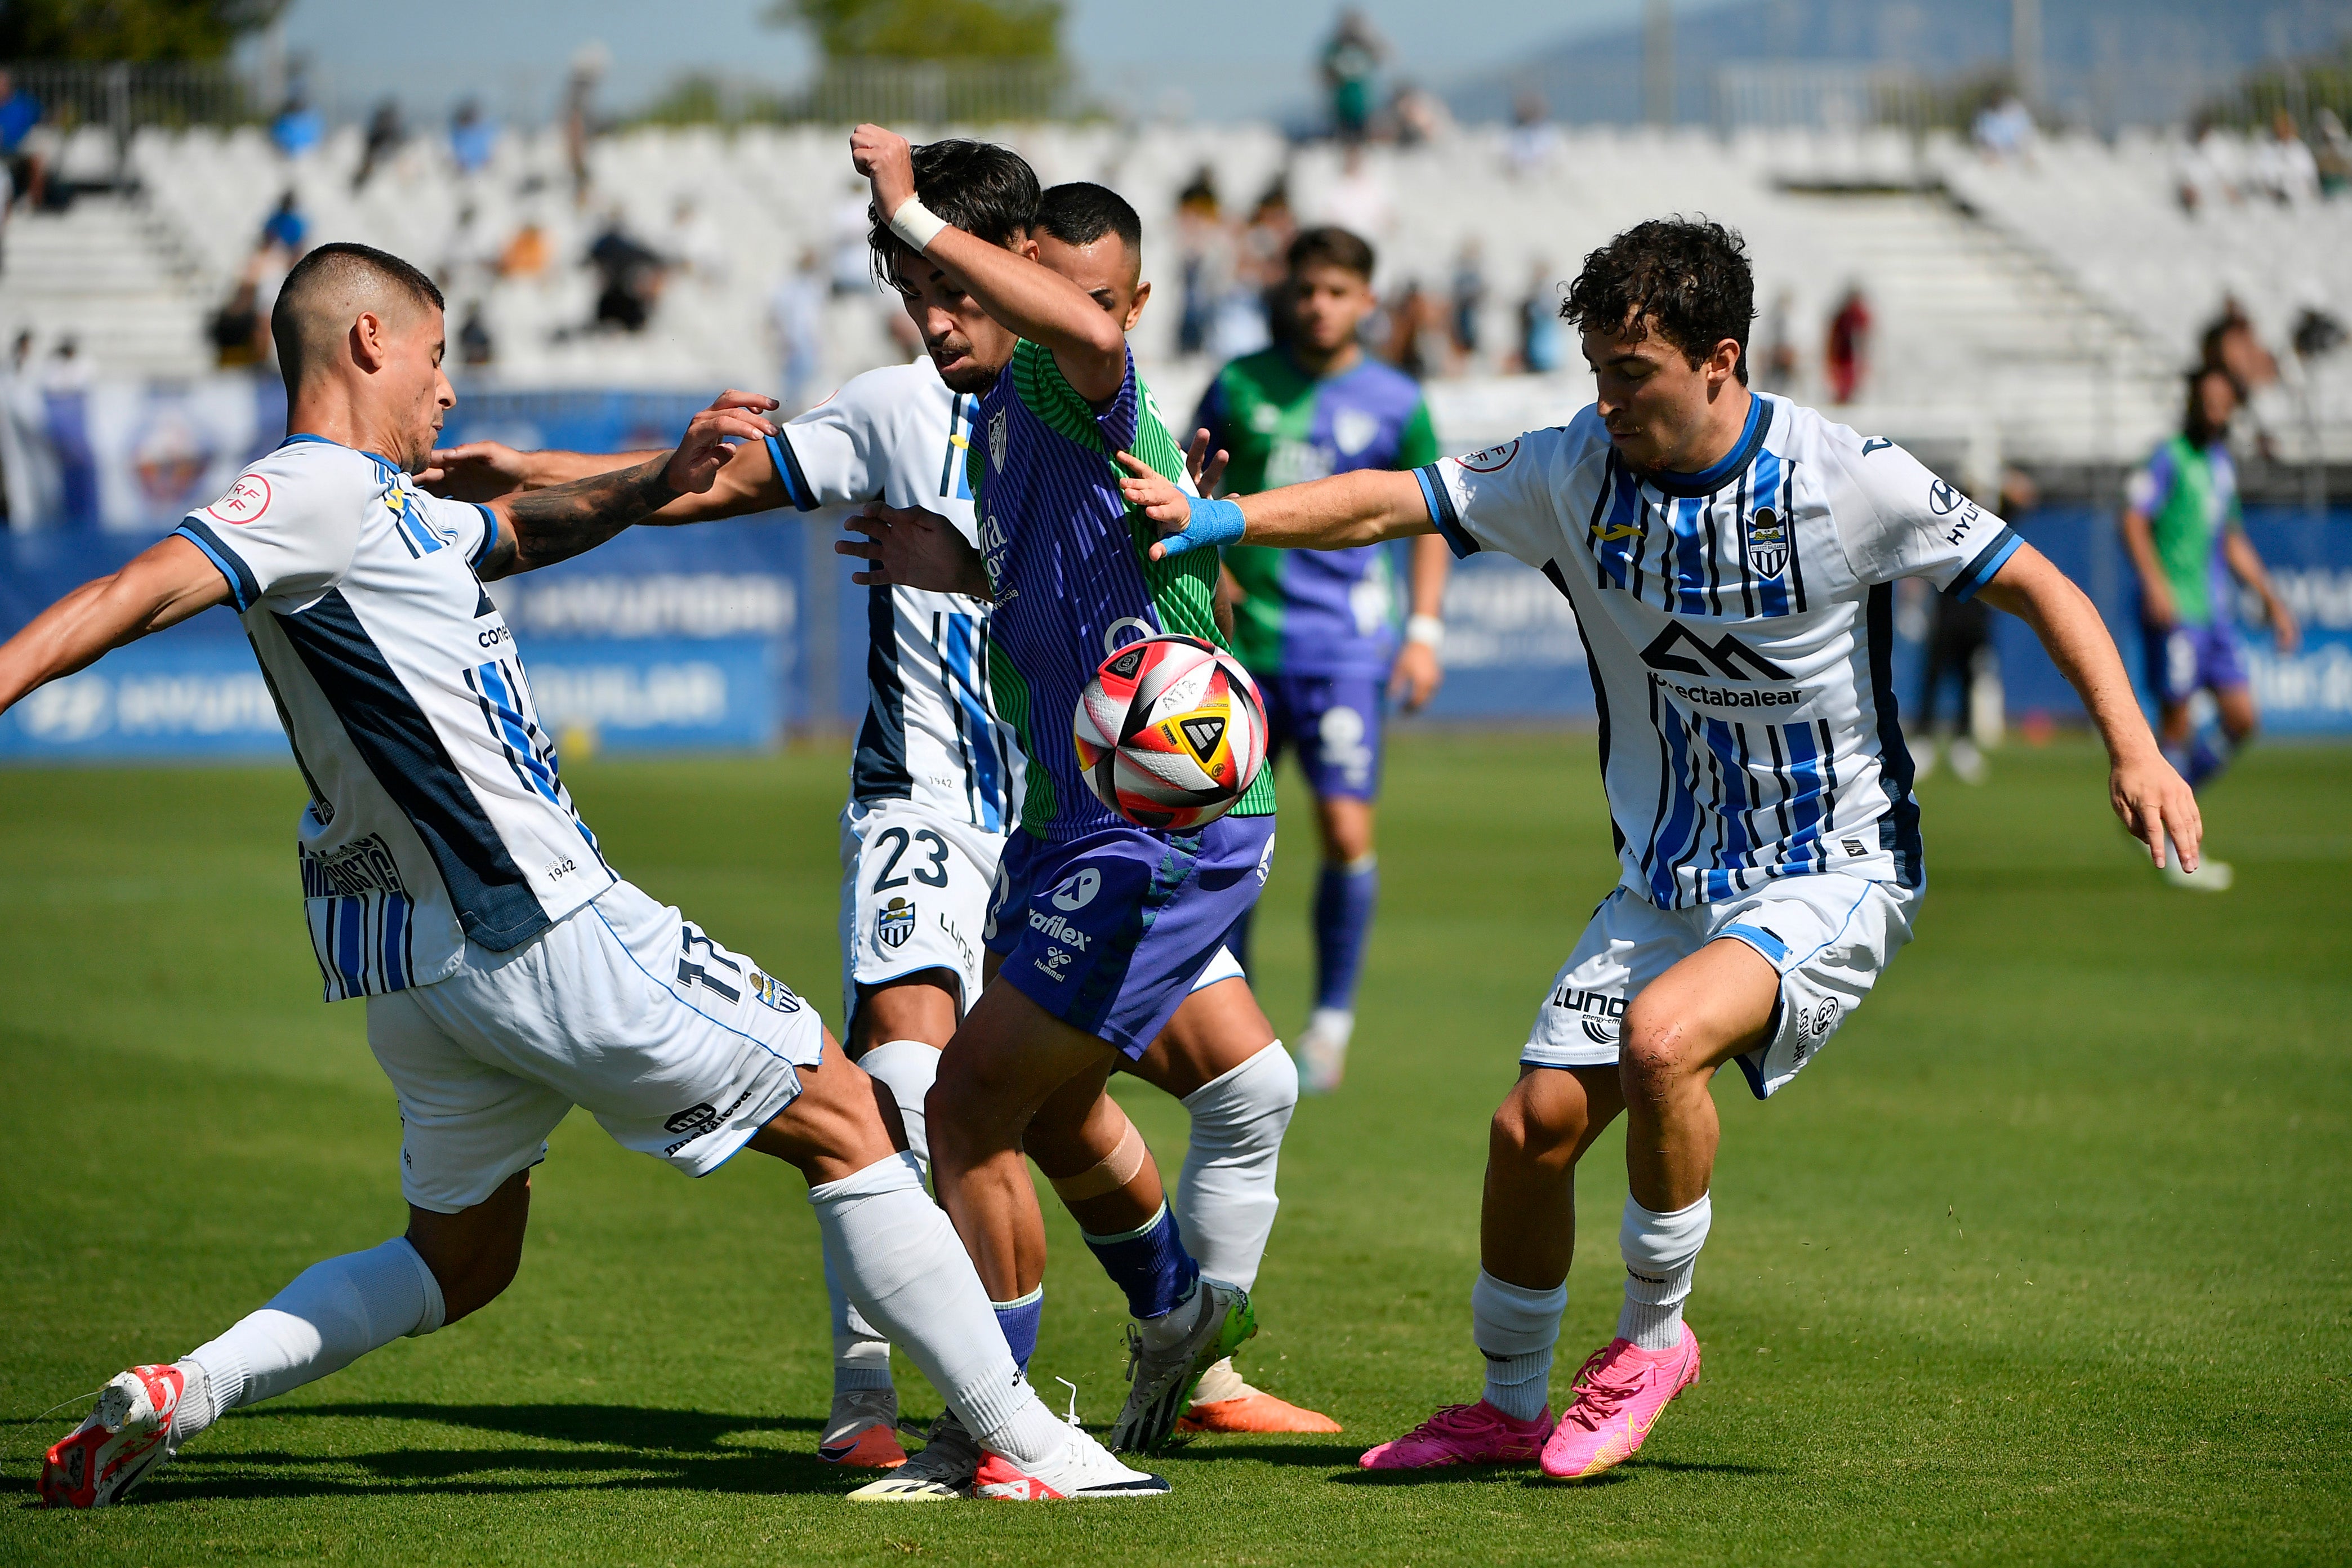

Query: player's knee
left=1490, top=1079, right=1585, bottom=1171
left=1618, top=999, right=1693, bottom=1099
left=421, top=1226, right=524, bottom=1326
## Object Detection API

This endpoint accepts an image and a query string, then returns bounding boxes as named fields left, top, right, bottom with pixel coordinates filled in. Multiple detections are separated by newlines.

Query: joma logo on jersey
left=1641, top=623, right=1794, bottom=682
left=1745, top=507, right=1789, bottom=580
left=1027, top=908, right=1089, bottom=951
left=1549, top=985, right=1627, bottom=1045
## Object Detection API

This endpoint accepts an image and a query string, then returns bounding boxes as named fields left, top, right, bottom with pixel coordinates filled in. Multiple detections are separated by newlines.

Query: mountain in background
left=1441, top=0, right=2352, bottom=129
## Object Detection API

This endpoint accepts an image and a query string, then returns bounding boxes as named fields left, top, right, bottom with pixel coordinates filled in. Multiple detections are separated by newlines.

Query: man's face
left=1288, top=261, right=1375, bottom=356
left=383, top=305, right=456, bottom=472
left=2195, top=369, right=2237, bottom=431
left=1580, top=315, right=1735, bottom=472
left=1033, top=231, right=1150, bottom=333
left=892, top=239, right=1024, bottom=394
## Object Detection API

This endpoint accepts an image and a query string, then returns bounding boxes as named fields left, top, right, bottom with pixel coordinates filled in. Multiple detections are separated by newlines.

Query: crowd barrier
left=1, top=382, right=2346, bottom=759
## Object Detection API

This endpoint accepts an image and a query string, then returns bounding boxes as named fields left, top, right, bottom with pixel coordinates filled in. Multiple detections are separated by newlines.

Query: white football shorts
left=839, top=800, right=1003, bottom=1027
left=367, top=878, right=824, bottom=1213
left=1522, top=874, right=1919, bottom=1099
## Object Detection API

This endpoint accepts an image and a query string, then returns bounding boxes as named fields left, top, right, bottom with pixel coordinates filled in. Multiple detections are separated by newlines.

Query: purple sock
left=992, top=1288, right=1043, bottom=1374
left=1081, top=1203, right=1200, bottom=1321
left=2185, top=728, right=2234, bottom=790
left=1312, top=857, right=1378, bottom=1012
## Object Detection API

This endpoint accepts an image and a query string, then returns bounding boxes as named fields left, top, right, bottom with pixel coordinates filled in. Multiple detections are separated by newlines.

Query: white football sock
left=858, top=1039, right=939, bottom=1170
left=821, top=1232, right=895, bottom=1394
left=1618, top=1192, right=1711, bottom=1351
left=1174, top=1040, right=1296, bottom=1293
left=180, top=1237, right=446, bottom=1433
left=808, top=1152, right=1064, bottom=1468
left=818, top=1040, right=939, bottom=1396
left=1473, top=1269, right=1565, bottom=1423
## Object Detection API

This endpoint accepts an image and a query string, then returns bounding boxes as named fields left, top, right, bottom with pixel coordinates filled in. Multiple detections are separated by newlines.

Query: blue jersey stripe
left=1416, top=465, right=1477, bottom=557
left=1946, top=524, right=2022, bottom=600
left=175, top=519, right=260, bottom=610
left=943, top=611, right=1005, bottom=831
left=766, top=431, right=820, bottom=511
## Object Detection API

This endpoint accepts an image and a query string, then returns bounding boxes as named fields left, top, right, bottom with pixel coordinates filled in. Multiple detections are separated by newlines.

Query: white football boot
left=1296, top=1008, right=1353, bottom=1094
left=973, top=1427, right=1169, bottom=1500
left=39, top=1365, right=196, bottom=1508
left=1108, top=1278, right=1257, bottom=1454
left=846, top=1412, right=981, bottom=1500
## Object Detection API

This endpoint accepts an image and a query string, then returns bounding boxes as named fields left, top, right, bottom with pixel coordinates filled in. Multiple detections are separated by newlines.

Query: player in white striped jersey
left=1120, top=217, right=2199, bottom=1481
left=14, top=242, right=1162, bottom=1507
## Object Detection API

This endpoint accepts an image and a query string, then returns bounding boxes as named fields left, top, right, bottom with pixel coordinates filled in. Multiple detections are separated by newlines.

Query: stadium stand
left=2, top=121, right=2345, bottom=469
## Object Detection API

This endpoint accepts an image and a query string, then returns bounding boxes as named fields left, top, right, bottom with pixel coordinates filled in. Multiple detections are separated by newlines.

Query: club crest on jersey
left=1333, top=407, right=1382, bottom=457
left=746, top=968, right=801, bottom=1012
left=988, top=409, right=1008, bottom=473
left=1745, top=506, right=1789, bottom=580
left=876, top=896, right=916, bottom=950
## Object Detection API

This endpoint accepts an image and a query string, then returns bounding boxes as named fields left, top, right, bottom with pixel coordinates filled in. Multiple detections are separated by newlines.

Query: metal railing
left=1713, top=62, right=1932, bottom=135
left=0, top=61, right=255, bottom=136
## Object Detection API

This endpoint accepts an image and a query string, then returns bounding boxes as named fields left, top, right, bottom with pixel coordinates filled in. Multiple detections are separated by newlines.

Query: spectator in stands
left=1824, top=284, right=1871, bottom=404
left=2174, top=118, right=2242, bottom=216
left=1391, top=81, right=1450, bottom=148
left=449, top=98, right=497, bottom=177
left=586, top=209, right=664, bottom=333
left=0, top=72, right=46, bottom=212
left=1505, top=91, right=1559, bottom=179
left=563, top=44, right=608, bottom=204
left=1916, top=467, right=2037, bottom=786
left=498, top=218, right=551, bottom=280
left=353, top=99, right=404, bottom=191
left=2247, top=110, right=2319, bottom=206
left=261, top=190, right=308, bottom=256
left=1972, top=92, right=2036, bottom=162
left=2121, top=367, right=2298, bottom=890
left=1174, top=168, right=1229, bottom=359
left=1516, top=260, right=1562, bottom=374
left=1448, top=238, right=1486, bottom=373
left=1214, top=177, right=1294, bottom=360
left=458, top=300, right=494, bottom=370
left=1321, top=8, right=1387, bottom=145
left=768, top=247, right=826, bottom=415
left=830, top=176, right=874, bottom=295
left=666, top=195, right=728, bottom=284
left=209, top=261, right=266, bottom=369
left=2313, top=109, right=2352, bottom=197
left=442, top=202, right=497, bottom=293
left=1757, top=288, right=1799, bottom=392
left=1382, top=279, right=1442, bottom=381
left=270, top=85, right=323, bottom=161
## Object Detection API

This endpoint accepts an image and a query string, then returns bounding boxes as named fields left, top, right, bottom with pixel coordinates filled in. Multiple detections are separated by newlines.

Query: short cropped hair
left=869, top=138, right=1040, bottom=289
left=271, top=242, right=445, bottom=389
left=1562, top=217, right=1754, bottom=386
left=1035, top=181, right=1142, bottom=254
left=1286, top=225, right=1375, bottom=281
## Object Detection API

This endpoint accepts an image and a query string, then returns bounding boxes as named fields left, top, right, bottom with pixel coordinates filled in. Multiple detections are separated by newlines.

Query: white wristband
left=1405, top=613, right=1446, bottom=651
left=888, top=195, right=948, bottom=253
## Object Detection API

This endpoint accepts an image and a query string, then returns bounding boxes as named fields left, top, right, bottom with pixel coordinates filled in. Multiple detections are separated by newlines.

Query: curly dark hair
left=1561, top=217, right=1754, bottom=385
left=868, top=137, right=1041, bottom=291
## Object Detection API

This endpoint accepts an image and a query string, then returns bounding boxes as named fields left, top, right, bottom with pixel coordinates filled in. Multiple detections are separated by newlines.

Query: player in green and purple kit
left=1193, top=226, right=1449, bottom=1093
left=842, top=125, right=1276, bottom=1475
left=2121, top=366, right=2299, bottom=891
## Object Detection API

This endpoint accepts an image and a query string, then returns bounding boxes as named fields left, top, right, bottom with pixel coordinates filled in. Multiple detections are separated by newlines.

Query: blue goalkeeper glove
left=1155, top=493, right=1246, bottom=558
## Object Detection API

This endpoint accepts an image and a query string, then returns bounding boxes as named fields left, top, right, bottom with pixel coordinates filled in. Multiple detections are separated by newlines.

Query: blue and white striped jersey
left=1419, top=394, right=2021, bottom=910
left=175, top=436, right=614, bottom=1001
left=765, top=359, right=1021, bottom=833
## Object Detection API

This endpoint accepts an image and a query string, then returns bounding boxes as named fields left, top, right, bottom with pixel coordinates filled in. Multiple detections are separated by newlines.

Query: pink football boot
left=1539, top=1325, right=1702, bottom=1480
left=1358, top=1399, right=1552, bottom=1471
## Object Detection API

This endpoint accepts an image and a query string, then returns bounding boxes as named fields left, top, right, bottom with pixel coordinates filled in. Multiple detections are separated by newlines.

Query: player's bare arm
left=1975, top=545, right=2202, bottom=869
left=1391, top=533, right=1451, bottom=711
left=0, top=535, right=230, bottom=714
left=2223, top=527, right=2301, bottom=652
left=1117, top=453, right=1432, bottom=556
left=852, top=123, right=1125, bottom=403
left=838, top=501, right=990, bottom=599
left=478, top=394, right=777, bottom=580
left=2117, top=506, right=2178, bottom=627
left=420, top=440, right=635, bottom=500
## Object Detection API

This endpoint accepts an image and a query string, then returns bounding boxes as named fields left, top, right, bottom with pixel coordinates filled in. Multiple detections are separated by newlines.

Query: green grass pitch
left=2, top=733, right=2347, bottom=1565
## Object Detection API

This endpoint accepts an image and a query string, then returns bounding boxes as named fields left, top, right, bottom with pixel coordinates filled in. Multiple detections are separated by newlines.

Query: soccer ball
left=1073, top=634, right=1267, bottom=831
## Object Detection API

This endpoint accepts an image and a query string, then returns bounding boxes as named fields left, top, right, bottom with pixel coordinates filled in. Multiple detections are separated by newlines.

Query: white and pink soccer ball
left=1073, top=634, right=1267, bottom=831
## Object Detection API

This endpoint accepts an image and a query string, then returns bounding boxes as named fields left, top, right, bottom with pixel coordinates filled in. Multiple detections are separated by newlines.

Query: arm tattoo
left=496, top=457, right=676, bottom=576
